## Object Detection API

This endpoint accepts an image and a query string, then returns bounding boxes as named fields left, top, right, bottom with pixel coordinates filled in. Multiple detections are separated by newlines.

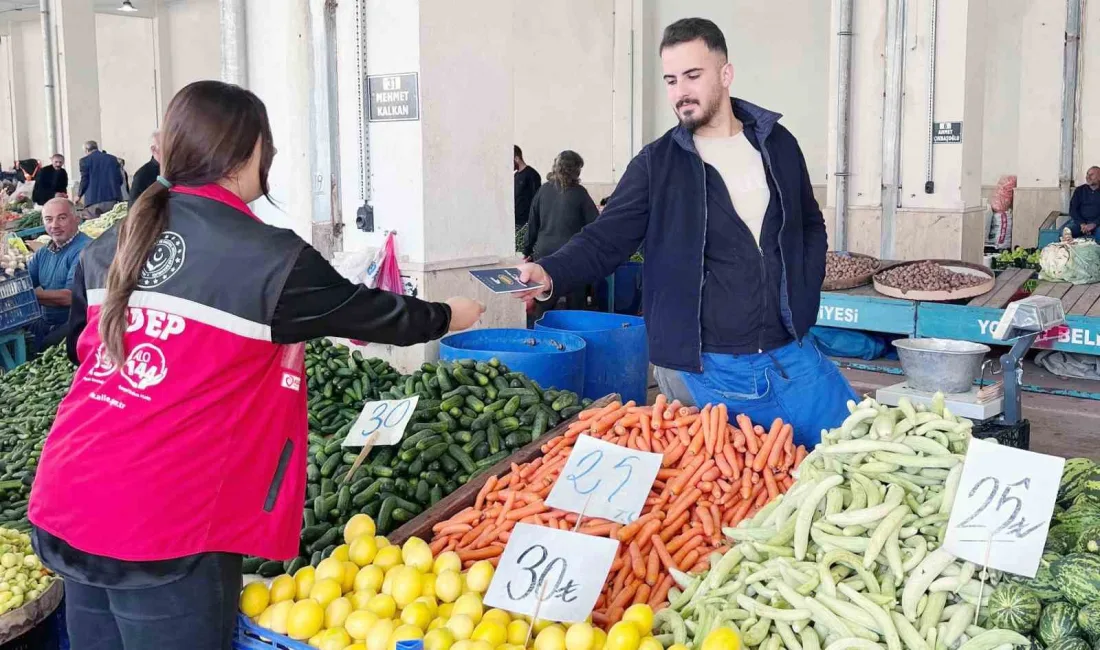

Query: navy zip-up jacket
left=539, top=98, right=828, bottom=373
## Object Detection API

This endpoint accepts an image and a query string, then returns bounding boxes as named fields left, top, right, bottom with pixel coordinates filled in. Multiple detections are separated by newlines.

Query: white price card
left=342, top=396, right=419, bottom=447
left=484, top=523, right=619, bottom=623
left=944, top=437, right=1065, bottom=577
left=544, top=435, right=663, bottom=525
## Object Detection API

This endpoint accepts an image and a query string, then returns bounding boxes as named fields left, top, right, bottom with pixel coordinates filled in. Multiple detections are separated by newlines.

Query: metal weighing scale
left=876, top=296, right=1067, bottom=447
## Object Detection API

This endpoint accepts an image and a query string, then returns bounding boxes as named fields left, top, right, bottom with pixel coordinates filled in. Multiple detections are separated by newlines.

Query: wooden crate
left=387, top=393, right=619, bottom=545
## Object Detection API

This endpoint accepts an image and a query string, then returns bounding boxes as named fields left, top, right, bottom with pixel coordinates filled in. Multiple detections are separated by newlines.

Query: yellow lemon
left=507, top=620, right=530, bottom=645
left=308, top=632, right=324, bottom=648
left=604, top=622, right=641, bottom=650
left=376, top=535, right=391, bottom=548
left=452, top=593, right=484, bottom=624
left=415, top=596, right=439, bottom=617
left=346, top=609, right=379, bottom=641
left=366, top=619, right=396, bottom=650
left=373, top=545, right=403, bottom=571
left=310, top=579, right=343, bottom=608
left=401, top=601, right=433, bottom=630
left=592, top=628, right=607, bottom=650
left=565, top=622, right=595, bottom=650
left=350, top=536, right=380, bottom=567
left=392, top=566, right=424, bottom=608
left=482, top=609, right=511, bottom=627
left=342, top=561, right=361, bottom=593
left=464, top=561, right=494, bottom=594
left=269, top=575, right=296, bottom=604
left=428, top=617, right=446, bottom=631
left=287, top=599, right=325, bottom=640
left=433, top=551, right=462, bottom=575
left=472, top=620, right=508, bottom=647
left=534, top=625, right=567, bottom=650
left=319, top=627, right=352, bottom=650
left=402, top=537, right=434, bottom=572
left=667, top=645, right=690, bottom=650
left=438, top=603, right=454, bottom=619
left=347, top=645, right=367, bottom=650
left=389, top=624, right=425, bottom=649
left=638, top=639, right=663, bottom=650
left=239, top=581, right=270, bottom=618
left=325, top=596, right=354, bottom=629
left=621, top=604, right=654, bottom=636
left=435, top=570, right=463, bottom=603
left=317, top=557, right=347, bottom=584
left=365, top=593, right=397, bottom=619
left=351, top=589, right=377, bottom=610
left=421, top=572, right=438, bottom=599
left=345, top=514, right=378, bottom=544
left=532, top=618, right=556, bottom=634
left=355, top=565, right=385, bottom=594
left=331, top=544, right=351, bottom=563
left=424, top=627, right=456, bottom=650
left=701, top=628, right=741, bottom=650
left=295, top=566, right=317, bottom=601
left=267, top=600, right=295, bottom=635
left=467, top=642, right=492, bottom=650
left=452, top=642, right=474, bottom=650
left=256, top=604, right=276, bottom=630
left=447, top=613, right=476, bottom=641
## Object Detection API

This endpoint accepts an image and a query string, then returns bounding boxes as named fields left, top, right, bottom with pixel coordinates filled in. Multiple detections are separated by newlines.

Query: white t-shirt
left=694, top=131, right=770, bottom=245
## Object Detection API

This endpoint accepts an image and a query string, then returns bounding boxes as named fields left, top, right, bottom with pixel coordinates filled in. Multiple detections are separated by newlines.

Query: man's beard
left=676, top=95, right=721, bottom=132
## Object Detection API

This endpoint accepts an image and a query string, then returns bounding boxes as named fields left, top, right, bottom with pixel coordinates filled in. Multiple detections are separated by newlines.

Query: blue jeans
left=1069, top=221, right=1100, bottom=242
left=655, top=339, right=857, bottom=449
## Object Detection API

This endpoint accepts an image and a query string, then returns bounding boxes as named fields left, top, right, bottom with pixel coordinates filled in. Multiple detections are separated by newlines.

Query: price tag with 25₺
left=943, top=437, right=1064, bottom=577
left=483, top=523, right=619, bottom=623
left=342, top=396, right=419, bottom=448
left=544, top=435, right=663, bottom=525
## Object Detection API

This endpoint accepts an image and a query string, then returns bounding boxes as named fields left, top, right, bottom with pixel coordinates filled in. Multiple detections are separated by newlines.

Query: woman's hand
left=446, top=297, right=485, bottom=332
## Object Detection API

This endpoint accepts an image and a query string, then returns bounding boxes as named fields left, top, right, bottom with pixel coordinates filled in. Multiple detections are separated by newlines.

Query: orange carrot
left=738, top=414, right=760, bottom=454
left=645, top=547, right=660, bottom=585
left=635, top=583, right=652, bottom=606
left=629, top=542, right=645, bottom=578
left=458, top=546, right=503, bottom=561
left=763, top=467, right=780, bottom=501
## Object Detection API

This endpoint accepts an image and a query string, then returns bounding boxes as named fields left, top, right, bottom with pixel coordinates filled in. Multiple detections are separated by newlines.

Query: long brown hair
left=100, top=80, right=275, bottom=365
left=550, top=150, right=584, bottom=189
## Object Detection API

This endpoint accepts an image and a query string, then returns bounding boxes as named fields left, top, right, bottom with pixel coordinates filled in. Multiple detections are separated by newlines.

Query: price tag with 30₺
left=483, top=523, right=619, bottom=624
left=342, top=396, right=419, bottom=448
left=943, top=438, right=1065, bottom=577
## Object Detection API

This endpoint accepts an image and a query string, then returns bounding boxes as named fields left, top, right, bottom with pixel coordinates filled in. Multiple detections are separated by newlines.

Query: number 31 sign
left=944, top=438, right=1065, bottom=578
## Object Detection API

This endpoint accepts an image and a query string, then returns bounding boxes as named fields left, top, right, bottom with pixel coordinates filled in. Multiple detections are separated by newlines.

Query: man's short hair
left=51, top=154, right=63, bottom=161
left=84, top=140, right=99, bottom=152
left=514, top=145, right=523, bottom=160
left=660, top=18, right=728, bottom=58
left=43, top=197, right=75, bottom=215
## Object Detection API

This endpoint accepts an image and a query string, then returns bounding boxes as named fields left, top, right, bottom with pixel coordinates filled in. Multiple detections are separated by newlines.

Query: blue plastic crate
left=234, top=615, right=312, bottom=650
left=0, top=271, right=40, bottom=335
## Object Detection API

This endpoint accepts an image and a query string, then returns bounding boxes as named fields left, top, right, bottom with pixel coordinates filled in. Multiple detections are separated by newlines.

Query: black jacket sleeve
left=1070, top=186, right=1084, bottom=224
left=796, top=142, right=828, bottom=290
left=523, top=187, right=542, bottom=257
left=78, top=157, right=89, bottom=199
left=129, top=160, right=159, bottom=206
left=271, top=245, right=452, bottom=346
left=65, top=259, right=88, bottom=366
left=57, top=169, right=69, bottom=196
left=582, top=189, right=599, bottom=226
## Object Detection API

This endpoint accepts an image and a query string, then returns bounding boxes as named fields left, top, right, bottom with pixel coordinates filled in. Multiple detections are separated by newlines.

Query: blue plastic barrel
left=439, top=328, right=586, bottom=394
left=535, top=311, right=648, bottom=404
left=596, top=262, right=644, bottom=314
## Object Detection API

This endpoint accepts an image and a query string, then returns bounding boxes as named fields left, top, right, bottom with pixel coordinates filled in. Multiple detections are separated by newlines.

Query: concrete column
left=1014, top=0, right=1066, bottom=247
left=893, top=0, right=987, bottom=263
left=53, top=0, right=102, bottom=173
left=151, top=0, right=173, bottom=121
left=333, top=0, right=523, bottom=372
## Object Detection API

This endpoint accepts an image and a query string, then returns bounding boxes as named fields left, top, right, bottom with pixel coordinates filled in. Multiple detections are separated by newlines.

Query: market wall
left=0, top=34, right=18, bottom=167
left=95, top=14, right=159, bottom=179
left=159, top=0, right=221, bottom=99
left=10, top=21, right=46, bottom=166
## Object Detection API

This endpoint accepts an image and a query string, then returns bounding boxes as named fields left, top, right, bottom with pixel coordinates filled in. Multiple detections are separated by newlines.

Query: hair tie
left=156, top=175, right=173, bottom=189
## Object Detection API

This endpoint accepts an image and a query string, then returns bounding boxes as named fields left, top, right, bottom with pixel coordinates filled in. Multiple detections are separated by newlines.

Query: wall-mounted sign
left=933, top=121, right=962, bottom=144
left=367, top=73, right=420, bottom=122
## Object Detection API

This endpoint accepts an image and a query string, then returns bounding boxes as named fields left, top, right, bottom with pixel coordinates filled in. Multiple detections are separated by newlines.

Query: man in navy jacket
left=517, top=18, right=855, bottom=447
left=78, top=140, right=123, bottom=212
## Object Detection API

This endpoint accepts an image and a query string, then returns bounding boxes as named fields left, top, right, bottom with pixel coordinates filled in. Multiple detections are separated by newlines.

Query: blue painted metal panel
left=917, top=303, right=1100, bottom=356
left=1038, top=214, right=1070, bottom=248
left=817, top=292, right=916, bottom=335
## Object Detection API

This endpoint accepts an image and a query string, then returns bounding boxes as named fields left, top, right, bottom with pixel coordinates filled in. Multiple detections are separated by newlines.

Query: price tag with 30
left=483, top=523, right=619, bottom=623
left=544, top=435, right=663, bottom=524
left=943, top=438, right=1065, bottom=577
left=342, top=396, right=419, bottom=448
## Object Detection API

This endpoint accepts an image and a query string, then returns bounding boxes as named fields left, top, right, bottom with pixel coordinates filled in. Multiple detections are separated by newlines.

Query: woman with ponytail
left=27, top=81, right=483, bottom=649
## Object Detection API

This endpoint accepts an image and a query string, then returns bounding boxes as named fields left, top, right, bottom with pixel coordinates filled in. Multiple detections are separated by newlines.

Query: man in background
left=32, top=155, right=69, bottom=206
left=1069, top=166, right=1100, bottom=242
left=27, top=198, right=92, bottom=350
left=514, top=145, right=541, bottom=229
left=78, top=140, right=123, bottom=213
left=129, top=131, right=162, bottom=206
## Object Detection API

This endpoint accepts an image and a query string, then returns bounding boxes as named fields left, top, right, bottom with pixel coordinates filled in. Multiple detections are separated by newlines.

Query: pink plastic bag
left=351, top=232, right=403, bottom=346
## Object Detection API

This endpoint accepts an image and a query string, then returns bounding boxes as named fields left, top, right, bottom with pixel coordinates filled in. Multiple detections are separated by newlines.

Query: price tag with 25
left=544, top=435, right=663, bottom=524
left=483, top=523, right=619, bottom=623
left=943, top=437, right=1065, bottom=577
left=342, top=396, right=420, bottom=447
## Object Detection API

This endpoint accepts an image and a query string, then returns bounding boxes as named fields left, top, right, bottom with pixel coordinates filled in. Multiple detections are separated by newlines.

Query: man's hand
left=1083, top=223, right=1096, bottom=235
left=515, top=263, right=552, bottom=306
left=445, top=297, right=485, bottom=332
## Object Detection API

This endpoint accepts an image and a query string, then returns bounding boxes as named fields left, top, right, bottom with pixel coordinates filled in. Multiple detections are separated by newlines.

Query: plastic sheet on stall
left=1036, top=349, right=1100, bottom=381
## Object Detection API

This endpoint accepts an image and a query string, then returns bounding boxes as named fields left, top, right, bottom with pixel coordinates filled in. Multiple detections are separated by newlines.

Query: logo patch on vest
left=138, top=231, right=187, bottom=289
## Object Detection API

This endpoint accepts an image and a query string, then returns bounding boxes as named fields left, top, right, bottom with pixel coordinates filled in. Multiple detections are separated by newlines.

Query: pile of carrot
left=427, top=395, right=808, bottom=628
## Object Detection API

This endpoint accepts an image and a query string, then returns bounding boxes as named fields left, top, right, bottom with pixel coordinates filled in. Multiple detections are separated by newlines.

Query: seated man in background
left=27, top=198, right=91, bottom=351
left=31, top=154, right=69, bottom=206
left=1069, top=166, right=1100, bottom=241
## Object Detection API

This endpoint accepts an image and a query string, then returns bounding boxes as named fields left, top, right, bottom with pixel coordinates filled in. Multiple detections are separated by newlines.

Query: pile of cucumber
left=0, top=346, right=75, bottom=531
left=244, top=354, right=589, bottom=577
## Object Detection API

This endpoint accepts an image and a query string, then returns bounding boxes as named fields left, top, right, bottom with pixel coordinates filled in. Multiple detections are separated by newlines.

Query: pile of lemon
left=239, top=514, right=681, bottom=650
